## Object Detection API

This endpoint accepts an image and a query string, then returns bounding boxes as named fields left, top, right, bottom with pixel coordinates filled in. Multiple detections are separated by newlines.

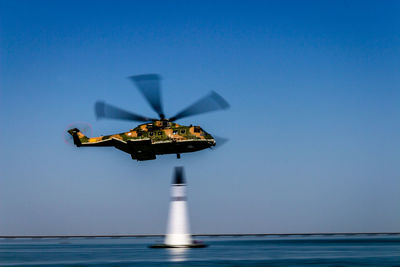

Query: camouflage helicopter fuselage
left=68, top=120, right=215, bottom=161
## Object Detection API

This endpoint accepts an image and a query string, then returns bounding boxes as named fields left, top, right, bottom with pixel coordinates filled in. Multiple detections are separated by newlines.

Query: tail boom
left=68, top=128, right=125, bottom=148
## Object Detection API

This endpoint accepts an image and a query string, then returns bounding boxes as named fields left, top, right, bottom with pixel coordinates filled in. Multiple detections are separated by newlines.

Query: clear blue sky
left=1, top=0, right=399, bottom=235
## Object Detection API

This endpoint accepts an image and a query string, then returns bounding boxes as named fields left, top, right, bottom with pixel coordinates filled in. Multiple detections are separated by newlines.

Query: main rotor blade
left=129, top=74, right=165, bottom=119
left=95, top=101, right=155, bottom=122
left=170, top=91, right=230, bottom=121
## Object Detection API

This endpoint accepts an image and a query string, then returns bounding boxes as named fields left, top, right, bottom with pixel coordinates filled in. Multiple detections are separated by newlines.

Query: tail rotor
left=64, top=122, right=92, bottom=146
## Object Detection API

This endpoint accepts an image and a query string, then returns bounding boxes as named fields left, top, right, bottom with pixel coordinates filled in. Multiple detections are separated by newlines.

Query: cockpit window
left=194, top=126, right=201, bottom=133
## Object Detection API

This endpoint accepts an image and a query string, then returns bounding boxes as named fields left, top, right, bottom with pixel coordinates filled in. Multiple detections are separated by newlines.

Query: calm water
left=1, top=236, right=399, bottom=266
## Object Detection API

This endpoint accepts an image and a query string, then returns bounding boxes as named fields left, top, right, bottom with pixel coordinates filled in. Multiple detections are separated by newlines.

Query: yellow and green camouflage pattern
left=68, top=121, right=214, bottom=145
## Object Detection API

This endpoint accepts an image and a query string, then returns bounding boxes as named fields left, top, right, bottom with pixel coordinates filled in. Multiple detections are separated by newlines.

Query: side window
left=158, top=131, right=163, bottom=136
left=173, top=130, right=178, bottom=135
left=194, top=126, right=200, bottom=133
left=180, top=129, right=186, bottom=134
left=138, top=132, right=142, bottom=137
left=149, top=132, right=154, bottom=136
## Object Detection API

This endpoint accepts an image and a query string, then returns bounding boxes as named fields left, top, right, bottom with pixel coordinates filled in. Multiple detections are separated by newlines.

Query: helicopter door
left=127, top=139, right=156, bottom=160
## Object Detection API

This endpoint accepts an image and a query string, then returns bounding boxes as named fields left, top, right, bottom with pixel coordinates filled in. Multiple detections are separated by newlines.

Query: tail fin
left=67, top=128, right=88, bottom=147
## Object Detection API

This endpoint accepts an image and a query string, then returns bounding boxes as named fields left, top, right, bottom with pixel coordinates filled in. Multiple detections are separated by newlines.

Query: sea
left=1, top=235, right=399, bottom=266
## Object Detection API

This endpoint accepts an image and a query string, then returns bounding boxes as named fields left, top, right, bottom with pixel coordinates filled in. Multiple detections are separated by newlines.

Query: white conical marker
left=164, top=167, right=192, bottom=246
left=150, top=167, right=207, bottom=248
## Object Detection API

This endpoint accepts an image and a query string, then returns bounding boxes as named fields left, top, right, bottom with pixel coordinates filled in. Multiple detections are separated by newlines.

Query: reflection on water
left=168, top=247, right=188, bottom=262
left=1, top=236, right=400, bottom=265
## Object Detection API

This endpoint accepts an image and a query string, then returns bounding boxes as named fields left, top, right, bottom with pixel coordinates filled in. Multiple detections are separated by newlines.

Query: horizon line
left=1, top=232, right=399, bottom=239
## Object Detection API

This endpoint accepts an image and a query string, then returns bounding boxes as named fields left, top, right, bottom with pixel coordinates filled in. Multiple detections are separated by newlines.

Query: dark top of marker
left=173, top=166, right=186, bottom=185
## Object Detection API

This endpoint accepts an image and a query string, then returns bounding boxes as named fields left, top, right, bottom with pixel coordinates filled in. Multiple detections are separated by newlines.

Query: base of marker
left=149, top=241, right=208, bottom=249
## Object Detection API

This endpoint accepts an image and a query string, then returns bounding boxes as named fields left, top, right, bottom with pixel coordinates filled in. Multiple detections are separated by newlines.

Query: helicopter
left=67, top=74, right=229, bottom=161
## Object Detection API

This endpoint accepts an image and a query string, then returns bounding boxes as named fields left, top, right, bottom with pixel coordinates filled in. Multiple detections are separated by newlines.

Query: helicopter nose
left=208, top=138, right=216, bottom=147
